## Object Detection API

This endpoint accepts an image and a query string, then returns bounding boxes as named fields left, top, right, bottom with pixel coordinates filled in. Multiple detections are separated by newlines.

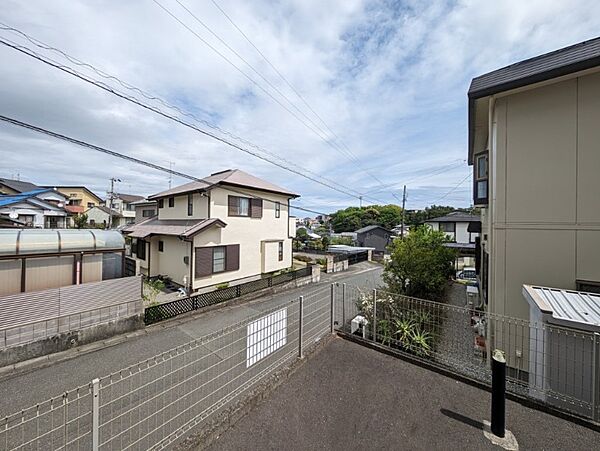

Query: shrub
left=143, top=279, right=165, bottom=306
left=294, top=255, right=313, bottom=263
left=215, top=282, right=230, bottom=290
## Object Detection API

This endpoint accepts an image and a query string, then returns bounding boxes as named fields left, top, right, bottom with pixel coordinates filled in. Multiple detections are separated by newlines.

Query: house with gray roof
left=0, top=188, right=68, bottom=228
left=355, top=225, right=392, bottom=254
left=123, top=169, right=299, bottom=293
left=85, top=205, right=127, bottom=228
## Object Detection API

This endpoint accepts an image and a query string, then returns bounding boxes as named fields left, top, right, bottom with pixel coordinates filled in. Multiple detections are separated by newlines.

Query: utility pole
left=107, top=177, right=120, bottom=229
left=168, top=161, right=174, bottom=189
left=359, top=196, right=363, bottom=208
left=400, top=185, right=407, bottom=239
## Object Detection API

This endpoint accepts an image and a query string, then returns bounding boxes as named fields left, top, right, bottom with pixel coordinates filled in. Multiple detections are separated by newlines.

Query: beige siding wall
left=151, top=235, right=191, bottom=286
left=0, top=259, right=21, bottom=296
left=157, top=193, right=208, bottom=220
left=487, top=71, right=600, bottom=319
left=192, top=186, right=292, bottom=289
left=82, top=254, right=102, bottom=283
left=25, top=256, right=74, bottom=292
left=262, top=241, right=283, bottom=273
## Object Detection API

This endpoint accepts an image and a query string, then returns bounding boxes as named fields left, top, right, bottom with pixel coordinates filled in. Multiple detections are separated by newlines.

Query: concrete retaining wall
left=0, top=314, right=144, bottom=368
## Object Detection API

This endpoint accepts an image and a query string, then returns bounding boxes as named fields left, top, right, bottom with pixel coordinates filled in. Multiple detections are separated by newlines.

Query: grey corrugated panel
left=469, top=37, right=600, bottom=97
left=0, top=276, right=142, bottom=329
left=525, top=285, right=600, bottom=330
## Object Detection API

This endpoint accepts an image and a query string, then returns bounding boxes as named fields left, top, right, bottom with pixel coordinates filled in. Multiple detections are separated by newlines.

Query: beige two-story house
left=124, top=169, right=298, bottom=292
left=468, top=37, right=600, bottom=321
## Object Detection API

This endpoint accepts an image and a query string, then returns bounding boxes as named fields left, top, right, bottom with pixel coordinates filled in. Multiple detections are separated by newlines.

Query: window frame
left=136, top=239, right=146, bottom=260
left=278, top=241, right=284, bottom=261
left=158, top=199, right=164, bottom=209
left=142, top=209, right=154, bottom=218
left=275, top=201, right=281, bottom=218
left=187, top=193, right=193, bottom=216
left=168, top=197, right=175, bottom=208
left=212, top=246, right=226, bottom=273
left=474, top=151, right=489, bottom=205
left=228, top=195, right=251, bottom=217
left=158, top=240, right=164, bottom=252
left=439, top=222, right=456, bottom=241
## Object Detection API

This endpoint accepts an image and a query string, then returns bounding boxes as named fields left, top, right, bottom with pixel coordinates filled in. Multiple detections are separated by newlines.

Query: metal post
left=298, top=296, right=304, bottom=358
left=372, top=288, right=377, bottom=342
left=491, top=349, right=506, bottom=438
left=92, top=378, right=100, bottom=451
left=330, top=284, right=335, bottom=334
left=593, top=333, right=599, bottom=422
left=342, top=283, right=346, bottom=330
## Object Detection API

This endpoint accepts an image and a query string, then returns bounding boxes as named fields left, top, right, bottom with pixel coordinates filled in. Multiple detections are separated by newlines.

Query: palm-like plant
left=409, top=328, right=433, bottom=356
left=377, top=319, right=393, bottom=346
left=394, top=316, right=416, bottom=346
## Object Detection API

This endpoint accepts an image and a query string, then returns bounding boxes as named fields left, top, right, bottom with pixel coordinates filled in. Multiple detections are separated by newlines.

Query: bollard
left=491, top=349, right=506, bottom=438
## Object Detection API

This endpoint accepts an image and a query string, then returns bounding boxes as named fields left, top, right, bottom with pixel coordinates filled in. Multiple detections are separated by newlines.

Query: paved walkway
left=207, top=338, right=600, bottom=451
left=0, top=263, right=382, bottom=416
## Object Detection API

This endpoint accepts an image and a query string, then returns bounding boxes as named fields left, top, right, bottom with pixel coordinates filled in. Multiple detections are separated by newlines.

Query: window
left=439, top=222, right=456, bottom=241
left=142, top=209, right=154, bottom=217
left=168, top=197, right=174, bottom=208
left=136, top=239, right=146, bottom=260
left=278, top=241, right=284, bottom=261
left=158, top=240, right=164, bottom=252
left=212, top=246, right=226, bottom=273
left=158, top=199, right=164, bottom=208
left=187, top=193, right=193, bottom=216
left=474, top=152, right=489, bottom=205
left=87, top=202, right=95, bottom=208
left=228, top=196, right=250, bottom=216
left=275, top=201, right=281, bottom=218
left=195, top=245, right=240, bottom=277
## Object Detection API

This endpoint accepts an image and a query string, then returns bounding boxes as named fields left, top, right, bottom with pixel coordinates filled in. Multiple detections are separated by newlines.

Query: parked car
left=456, top=267, right=477, bottom=282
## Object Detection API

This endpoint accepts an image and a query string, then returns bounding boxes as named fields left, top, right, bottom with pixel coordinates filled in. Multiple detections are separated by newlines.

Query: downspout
left=486, top=95, right=496, bottom=369
left=189, top=240, right=194, bottom=294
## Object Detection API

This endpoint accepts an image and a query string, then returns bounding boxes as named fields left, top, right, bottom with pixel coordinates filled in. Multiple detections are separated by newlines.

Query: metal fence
left=0, top=277, right=143, bottom=349
left=0, top=287, right=333, bottom=450
left=145, top=266, right=313, bottom=325
left=347, top=251, right=368, bottom=265
left=334, top=284, right=600, bottom=423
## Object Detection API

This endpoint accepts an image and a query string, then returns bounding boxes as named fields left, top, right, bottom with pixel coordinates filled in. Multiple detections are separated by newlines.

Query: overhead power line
left=0, top=23, right=365, bottom=199
left=0, top=35, right=386, bottom=205
left=155, top=0, right=398, bottom=201
left=0, top=114, right=329, bottom=216
left=430, top=172, right=472, bottom=204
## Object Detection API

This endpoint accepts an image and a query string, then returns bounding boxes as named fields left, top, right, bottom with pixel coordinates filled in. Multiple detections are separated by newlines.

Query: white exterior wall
left=158, top=192, right=209, bottom=220
left=482, top=70, right=600, bottom=320
left=425, top=221, right=476, bottom=244
left=192, top=186, right=292, bottom=290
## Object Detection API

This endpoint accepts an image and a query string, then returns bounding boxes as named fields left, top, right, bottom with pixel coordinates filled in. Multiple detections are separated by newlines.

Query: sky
left=1, top=0, right=599, bottom=215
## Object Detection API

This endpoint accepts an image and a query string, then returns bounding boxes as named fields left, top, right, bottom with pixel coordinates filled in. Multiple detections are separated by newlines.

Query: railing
left=144, top=266, right=314, bottom=325
left=334, top=284, right=600, bottom=423
left=0, top=287, right=333, bottom=450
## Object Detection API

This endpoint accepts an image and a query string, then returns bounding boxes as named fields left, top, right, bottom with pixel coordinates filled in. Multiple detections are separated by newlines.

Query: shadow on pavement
left=440, top=408, right=485, bottom=430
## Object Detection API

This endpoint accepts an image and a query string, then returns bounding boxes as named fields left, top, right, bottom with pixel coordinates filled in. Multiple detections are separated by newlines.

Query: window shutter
left=228, top=196, right=237, bottom=216
left=195, top=247, right=213, bottom=278
left=225, top=244, right=240, bottom=271
left=250, top=198, right=262, bottom=218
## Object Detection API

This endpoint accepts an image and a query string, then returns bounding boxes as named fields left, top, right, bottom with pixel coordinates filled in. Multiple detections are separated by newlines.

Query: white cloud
left=1, top=0, right=599, bottom=211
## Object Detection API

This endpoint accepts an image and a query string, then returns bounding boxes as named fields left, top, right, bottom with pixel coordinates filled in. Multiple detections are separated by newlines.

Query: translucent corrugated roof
left=523, top=285, right=600, bottom=331
left=0, top=229, right=124, bottom=256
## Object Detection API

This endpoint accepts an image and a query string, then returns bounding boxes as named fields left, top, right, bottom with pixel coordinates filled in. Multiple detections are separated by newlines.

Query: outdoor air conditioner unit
left=351, top=315, right=368, bottom=338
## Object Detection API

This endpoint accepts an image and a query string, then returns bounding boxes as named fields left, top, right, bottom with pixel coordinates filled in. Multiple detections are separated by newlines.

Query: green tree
left=296, top=228, right=309, bottom=242
left=330, top=205, right=402, bottom=232
left=73, top=213, right=88, bottom=229
left=330, top=236, right=354, bottom=246
left=320, top=235, right=330, bottom=249
left=383, top=225, right=456, bottom=299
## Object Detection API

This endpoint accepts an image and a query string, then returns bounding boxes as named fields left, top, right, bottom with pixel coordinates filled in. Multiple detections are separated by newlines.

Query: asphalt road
left=0, top=262, right=382, bottom=417
left=207, top=338, right=600, bottom=451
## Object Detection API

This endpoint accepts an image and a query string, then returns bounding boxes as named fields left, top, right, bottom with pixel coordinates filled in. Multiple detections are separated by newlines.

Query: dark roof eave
left=468, top=55, right=600, bottom=163
left=218, top=181, right=300, bottom=198
left=147, top=186, right=211, bottom=200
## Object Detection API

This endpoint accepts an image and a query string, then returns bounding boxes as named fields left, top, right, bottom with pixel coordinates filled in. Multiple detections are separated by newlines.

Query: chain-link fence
left=334, top=284, right=600, bottom=423
left=0, top=286, right=333, bottom=450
